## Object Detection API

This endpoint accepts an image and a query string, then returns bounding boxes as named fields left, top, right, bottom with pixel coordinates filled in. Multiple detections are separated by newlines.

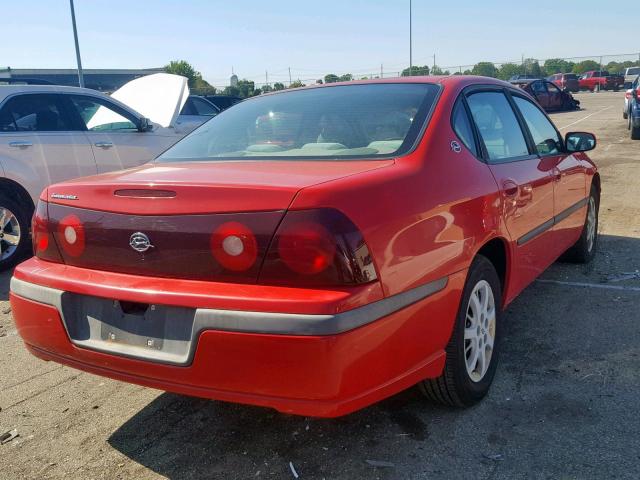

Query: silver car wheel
left=0, top=207, right=21, bottom=261
left=464, top=280, right=496, bottom=383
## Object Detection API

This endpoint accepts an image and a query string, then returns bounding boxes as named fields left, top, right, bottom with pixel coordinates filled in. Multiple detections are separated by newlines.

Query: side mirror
left=137, top=117, right=152, bottom=132
left=565, top=132, right=596, bottom=153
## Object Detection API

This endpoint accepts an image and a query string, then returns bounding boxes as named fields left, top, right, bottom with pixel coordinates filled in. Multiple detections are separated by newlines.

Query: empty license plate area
left=60, top=293, right=197, bottom=365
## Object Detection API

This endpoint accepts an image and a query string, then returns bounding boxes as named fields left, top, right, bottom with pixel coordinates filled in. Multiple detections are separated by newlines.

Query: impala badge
left=129, top=232, right=153, bottom=253
left=450, top=140, right=462, bottom=153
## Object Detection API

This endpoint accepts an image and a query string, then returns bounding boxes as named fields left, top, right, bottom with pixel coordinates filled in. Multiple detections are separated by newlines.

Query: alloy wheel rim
left=586, top=197, right=596, bottom=252
left=464, top=280, right=496, bottom=383
left=0, top=207, right=21, bottom=261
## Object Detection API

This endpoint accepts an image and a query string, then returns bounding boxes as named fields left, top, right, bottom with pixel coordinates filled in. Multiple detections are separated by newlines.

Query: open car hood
left=111, top=73, right=189, bottom=128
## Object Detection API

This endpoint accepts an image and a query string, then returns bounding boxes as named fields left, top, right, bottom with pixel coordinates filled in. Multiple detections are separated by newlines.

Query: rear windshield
left=627, top=67, right=640, bottom=75
left=563, top=74, right=578, bottom=80
left=158, top=83, right=440, bottom=162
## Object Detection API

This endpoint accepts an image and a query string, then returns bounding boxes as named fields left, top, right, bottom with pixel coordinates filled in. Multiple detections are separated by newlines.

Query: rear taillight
left=56, top=214, right=85, bottom=257
left=259, top=208, right=377, bottom=287
left=32, top=201, right=63, bottom=263
left=211, top=221, right=258, bottom=271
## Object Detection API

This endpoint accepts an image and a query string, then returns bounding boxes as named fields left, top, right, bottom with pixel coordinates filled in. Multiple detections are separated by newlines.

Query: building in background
left=0, top=67, right=164, bottom=92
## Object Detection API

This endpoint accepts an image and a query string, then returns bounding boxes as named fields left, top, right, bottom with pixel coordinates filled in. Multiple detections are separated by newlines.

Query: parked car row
left=8, top=75, right=600, bottom=417
left=510, top=79, right=580, bottom=112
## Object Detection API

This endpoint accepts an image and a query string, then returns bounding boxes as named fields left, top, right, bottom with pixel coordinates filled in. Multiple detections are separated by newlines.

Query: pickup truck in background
left=579, top=71, right=624, bottom=92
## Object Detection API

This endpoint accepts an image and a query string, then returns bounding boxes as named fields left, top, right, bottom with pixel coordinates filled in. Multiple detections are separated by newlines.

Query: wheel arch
left=474, top=237, right=510, bottom=298
left=0, top=178, right=36, bottom=216
left=591, top=172, right=601, bottom=199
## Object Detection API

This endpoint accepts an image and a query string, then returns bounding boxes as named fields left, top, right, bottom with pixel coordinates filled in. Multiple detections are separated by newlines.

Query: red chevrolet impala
left=10, top=76, right=599, bottom=417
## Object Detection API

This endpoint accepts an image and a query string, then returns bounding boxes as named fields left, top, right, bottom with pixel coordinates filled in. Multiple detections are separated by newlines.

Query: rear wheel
left=419, top=255, right=501, bottom=407
left=562, top=185, right=599, bottom=263
left=631, top=115, right=640, bottom=140
left=0, top=193, right=31, bottom=271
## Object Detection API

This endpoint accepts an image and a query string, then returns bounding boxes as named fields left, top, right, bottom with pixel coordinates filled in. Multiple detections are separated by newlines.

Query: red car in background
left=10, top=77, right=600, bottom=417
left=511, top=79, right=580, bottom=112
left=579, top=70, right=624, bottom=91
left=547, top=73, right=580, bottom=92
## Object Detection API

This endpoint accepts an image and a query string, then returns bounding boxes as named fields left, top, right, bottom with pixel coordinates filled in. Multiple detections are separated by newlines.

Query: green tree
left=401, top=65, right=430, bottom=76
left=289, top=80, right=306, bottom=89
left=463, top=69, right=472, bottom=75
left=498, top=63, right=523, bottom=80
left=523, top=58, right=543, bottom=77
left=273, top=82, right=285, bottom=91
left=544, top=58, right=575, bottom=74
left=223, top=79, right=260, bottom=98
left=324, top=74, right=340, bottom=83
left=165, top=60, right=197, bottom=83
left=471, top=62, right=498, bottom=78
left=165, top=60, right=216, bottom=94
left=572, top=60, right=601, bottom=74
left=339, top=73, right=353, bottom=82
left=261, top=84, right=274, bottom=93
left=164, top=60, right=216, bottom=95
left=431, top=65, right=444, bottom=75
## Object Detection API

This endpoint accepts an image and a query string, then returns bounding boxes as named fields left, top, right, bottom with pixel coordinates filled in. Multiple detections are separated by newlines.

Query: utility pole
left=380, top=63, right=383, bottom=78
left=409, top=0, right=413, bottom=76
left=433, top=54, right=436, bottom=72
left=288, top=67, right=292, bottom=86
left=265, top=70, right=268, bottom=87
left=69, top=0, right=84, bottom=88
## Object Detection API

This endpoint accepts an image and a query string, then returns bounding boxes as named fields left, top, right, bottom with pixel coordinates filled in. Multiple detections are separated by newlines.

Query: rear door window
left=466, top=91, right=530, bottom=162
left=0, top=94, right=74, bottom=132
left=513, top=96, right=562, bottom=156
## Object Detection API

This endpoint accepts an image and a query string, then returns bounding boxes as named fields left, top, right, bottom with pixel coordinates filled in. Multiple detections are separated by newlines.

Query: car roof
left=0, top=84, right=110, bottom=102
left=251, top=75, right=515, bottom=101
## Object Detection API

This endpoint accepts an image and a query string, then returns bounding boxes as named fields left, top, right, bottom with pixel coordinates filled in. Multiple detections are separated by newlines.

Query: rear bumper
left=10, top=258, right=465, bottom=417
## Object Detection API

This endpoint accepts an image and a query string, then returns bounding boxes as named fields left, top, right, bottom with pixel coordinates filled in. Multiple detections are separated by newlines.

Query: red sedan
left=10, top=76, right=599, bottom=417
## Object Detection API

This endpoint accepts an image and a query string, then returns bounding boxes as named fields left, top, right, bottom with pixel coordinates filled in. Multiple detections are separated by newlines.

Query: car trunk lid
left=45, top=159, right=392, bottom=282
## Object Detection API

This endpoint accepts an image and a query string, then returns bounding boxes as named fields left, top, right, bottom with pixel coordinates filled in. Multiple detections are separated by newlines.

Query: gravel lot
left=1, top=91, right=639, bottom=480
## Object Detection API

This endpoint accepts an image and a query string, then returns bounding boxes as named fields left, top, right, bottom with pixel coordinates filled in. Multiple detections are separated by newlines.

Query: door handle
left=553, top=168, right=562, bottom=182
left=94, top=141, right=113, bottom=148
left=9, top=141, right=32, bottom=148
left=502, top=180, right=519, bottom=197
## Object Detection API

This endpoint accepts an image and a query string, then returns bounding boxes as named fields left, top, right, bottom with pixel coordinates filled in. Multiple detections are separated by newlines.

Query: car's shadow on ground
left=107, top=234, right=640, bottom=479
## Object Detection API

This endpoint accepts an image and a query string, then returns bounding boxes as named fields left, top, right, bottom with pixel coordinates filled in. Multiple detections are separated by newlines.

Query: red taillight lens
left=277, top=222, right=336, bottom=275
left=259, top=208, right=377, bottom=286
left=56, top=214, right=85, bottom=257
left=32, top=200, right=63, bottom=263
left=211, top=221, right=258, bottom=271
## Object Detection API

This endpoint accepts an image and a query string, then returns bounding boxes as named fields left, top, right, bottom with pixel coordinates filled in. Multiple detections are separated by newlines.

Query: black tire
left=0, top=192, right=32, bottom=271
left=631, top=119, right=640, bottom=140
left=623, top=110, right=628, bottom=120
left=419, top=255, right=502, bottom=407
left=562, top=184, right=599, bottom=264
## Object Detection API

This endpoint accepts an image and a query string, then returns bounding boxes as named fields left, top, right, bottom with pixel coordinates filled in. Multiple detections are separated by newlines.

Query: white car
left=624, top=67, right=640, bottom=89
left=0, top=73, right=194, bottom=269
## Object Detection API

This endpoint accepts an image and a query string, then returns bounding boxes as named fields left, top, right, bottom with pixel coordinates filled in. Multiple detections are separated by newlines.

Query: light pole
left=409, top=0, right=413, bottom=76
left=69, top=0, right=84, bottom=87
